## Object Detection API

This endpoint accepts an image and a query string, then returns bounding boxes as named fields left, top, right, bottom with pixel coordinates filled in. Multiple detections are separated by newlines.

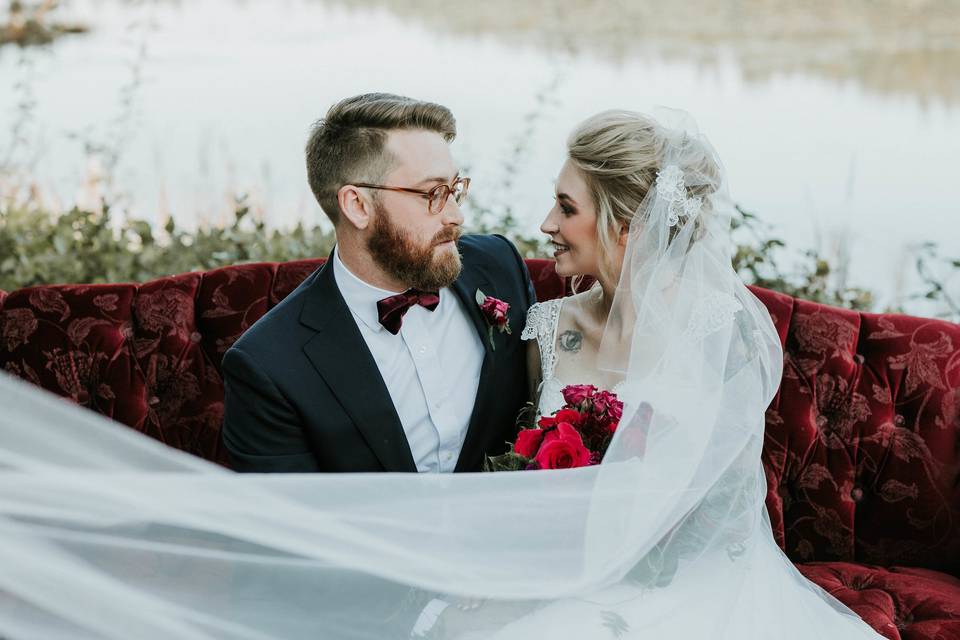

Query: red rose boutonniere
left=475, top=289, right=511, bottom=350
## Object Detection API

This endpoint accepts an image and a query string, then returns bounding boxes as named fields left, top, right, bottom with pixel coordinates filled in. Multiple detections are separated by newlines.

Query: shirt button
left=418, top=346, right=427, bottom=355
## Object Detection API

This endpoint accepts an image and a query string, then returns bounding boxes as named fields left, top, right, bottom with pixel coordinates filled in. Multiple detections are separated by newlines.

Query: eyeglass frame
left=352, top=176, right=470, bottom=215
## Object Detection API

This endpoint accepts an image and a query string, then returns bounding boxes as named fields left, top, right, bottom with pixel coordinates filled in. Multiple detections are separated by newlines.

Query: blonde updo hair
left=566, top=110, right=720, bottom=287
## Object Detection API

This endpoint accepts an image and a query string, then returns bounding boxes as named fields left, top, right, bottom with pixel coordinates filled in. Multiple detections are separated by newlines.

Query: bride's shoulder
left=563, top=290, right=596, bottom=306
left=521, top=297, right=563, bottom=341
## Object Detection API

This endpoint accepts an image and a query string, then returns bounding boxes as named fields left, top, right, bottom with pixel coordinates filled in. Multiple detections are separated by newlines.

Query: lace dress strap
left=521, top=298, right=563, bottom=382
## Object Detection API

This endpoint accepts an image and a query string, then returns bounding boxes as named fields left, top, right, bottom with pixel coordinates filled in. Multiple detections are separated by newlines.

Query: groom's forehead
left=385, top=129, right=457, bottom=184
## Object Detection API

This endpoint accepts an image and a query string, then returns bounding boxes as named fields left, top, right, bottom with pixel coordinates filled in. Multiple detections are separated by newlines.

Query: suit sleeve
left=221, top=345, right=320, bottom=472
left=493, top=233, right=537, bottom=306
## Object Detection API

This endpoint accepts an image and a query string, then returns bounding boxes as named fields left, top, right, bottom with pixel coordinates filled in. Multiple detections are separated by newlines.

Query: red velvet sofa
left=2, top=257, right=960, bottom=639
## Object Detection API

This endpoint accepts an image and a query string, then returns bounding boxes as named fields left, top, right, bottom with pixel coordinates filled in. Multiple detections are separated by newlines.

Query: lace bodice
left=521, top=299, right=563, bottom=379
left=521, top=299, right=565, bottom=415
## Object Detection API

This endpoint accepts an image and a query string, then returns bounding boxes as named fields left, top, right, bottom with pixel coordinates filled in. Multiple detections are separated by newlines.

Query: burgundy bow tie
left=376, top=288, right=440, bottom=335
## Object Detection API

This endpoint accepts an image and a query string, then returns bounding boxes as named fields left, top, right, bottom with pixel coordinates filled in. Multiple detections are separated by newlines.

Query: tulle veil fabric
left=0, top=112, right=886, bottom=639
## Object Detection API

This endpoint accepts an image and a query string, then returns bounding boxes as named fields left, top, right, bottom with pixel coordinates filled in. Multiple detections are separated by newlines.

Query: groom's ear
left=338, top=185, right=371, bottom=230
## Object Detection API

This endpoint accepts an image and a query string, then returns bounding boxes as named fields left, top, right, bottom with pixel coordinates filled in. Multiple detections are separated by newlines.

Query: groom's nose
left=441, top=197, right=464, bottom=226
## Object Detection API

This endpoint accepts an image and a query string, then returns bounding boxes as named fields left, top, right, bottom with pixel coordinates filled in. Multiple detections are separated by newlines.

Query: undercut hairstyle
left=305, top=93, right=457, bottom=225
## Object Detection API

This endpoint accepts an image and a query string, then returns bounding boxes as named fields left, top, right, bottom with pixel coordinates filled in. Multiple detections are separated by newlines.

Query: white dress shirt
left=332, top=247, right=484, bottom=473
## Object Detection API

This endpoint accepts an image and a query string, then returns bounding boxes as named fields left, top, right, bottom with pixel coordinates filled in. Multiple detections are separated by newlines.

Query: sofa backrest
left=1, top=258, right=959, bottom=573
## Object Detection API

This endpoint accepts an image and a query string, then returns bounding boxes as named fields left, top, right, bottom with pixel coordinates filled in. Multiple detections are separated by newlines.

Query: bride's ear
left=618, top=224, right=630, bottom=246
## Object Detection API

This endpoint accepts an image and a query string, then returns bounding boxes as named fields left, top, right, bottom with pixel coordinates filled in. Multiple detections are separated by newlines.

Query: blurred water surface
left=1, top=0, right=958, bottom=308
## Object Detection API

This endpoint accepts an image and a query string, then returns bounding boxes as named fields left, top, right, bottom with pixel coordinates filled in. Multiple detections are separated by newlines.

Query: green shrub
left=0, top=197, right=335, bottom=290
left=2, top=195, right=957, bottom=322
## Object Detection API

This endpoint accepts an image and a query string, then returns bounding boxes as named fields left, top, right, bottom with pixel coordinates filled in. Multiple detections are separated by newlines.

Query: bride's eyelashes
left=554, top=195, right=576, bottom=216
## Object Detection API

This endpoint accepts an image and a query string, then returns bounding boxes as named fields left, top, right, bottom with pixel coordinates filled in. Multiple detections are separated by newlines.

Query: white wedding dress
left=503, top=296, right=886, bottom=640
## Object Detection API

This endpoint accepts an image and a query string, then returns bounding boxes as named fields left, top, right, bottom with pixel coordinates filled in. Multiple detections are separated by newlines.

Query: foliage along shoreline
left=6, top=194, right=943, bottom=319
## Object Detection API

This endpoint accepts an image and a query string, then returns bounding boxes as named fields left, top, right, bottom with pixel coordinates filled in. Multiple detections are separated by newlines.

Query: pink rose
left=562, top=384, right=597, bottom=406
left=480, top=297, right=510, bottom=329
left=475, top=290, right=512, bottom=350
left=534, top=423, right=592, bottom=470
left=513, top=428, right=545, bottom=458
left=595, top=389, right=623, bottom=415
left=591, top=390, right=616, bottom=414
left=606, top=398, right=624, bottom=432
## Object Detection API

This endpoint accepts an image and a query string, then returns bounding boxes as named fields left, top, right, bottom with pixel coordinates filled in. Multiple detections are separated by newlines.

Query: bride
left=0, top=110, right=886, bottom=640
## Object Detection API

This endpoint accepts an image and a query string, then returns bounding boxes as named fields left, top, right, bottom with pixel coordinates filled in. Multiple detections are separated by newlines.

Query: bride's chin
left=552, top=261, right=578, bottom=279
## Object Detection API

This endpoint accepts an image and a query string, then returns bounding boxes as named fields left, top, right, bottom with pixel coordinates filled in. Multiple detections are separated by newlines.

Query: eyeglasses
left=353, top=176, right=470, bottom=215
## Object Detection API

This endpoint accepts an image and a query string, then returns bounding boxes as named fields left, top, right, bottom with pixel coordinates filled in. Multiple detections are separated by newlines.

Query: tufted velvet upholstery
left=2, top=257, right=959, bottom=639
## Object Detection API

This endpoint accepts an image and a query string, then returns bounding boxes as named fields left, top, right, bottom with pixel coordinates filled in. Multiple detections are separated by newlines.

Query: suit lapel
left=300, top=257, right=417, bottom=472
left=450, top=274, right=499, bottom=472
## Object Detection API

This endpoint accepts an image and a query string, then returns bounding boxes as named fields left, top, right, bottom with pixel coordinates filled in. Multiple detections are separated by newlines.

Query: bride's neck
left=591, top=278, right=617, bottom=320
left=594, top=251, right=625, bottom=319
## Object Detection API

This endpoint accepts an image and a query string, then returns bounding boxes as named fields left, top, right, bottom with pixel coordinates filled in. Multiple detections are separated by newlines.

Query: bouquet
left=484, top=384, right=623, bottom=472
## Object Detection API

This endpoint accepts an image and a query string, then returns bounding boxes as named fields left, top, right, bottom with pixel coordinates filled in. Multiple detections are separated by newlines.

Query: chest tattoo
left=558, top=329, right=583, bottom=353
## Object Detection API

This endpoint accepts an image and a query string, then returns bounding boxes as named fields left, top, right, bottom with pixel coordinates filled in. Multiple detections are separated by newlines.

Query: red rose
left=513, top=428, right=545, bottom=458
left=562, top=384, right=597, bottom=406
left=534, top=423, right=592, bottom=469
left=542, top=421, right=573, bottom=443
left=553, top=408, right=584, bottom=427
left=537, top=415, right=557, bottom=428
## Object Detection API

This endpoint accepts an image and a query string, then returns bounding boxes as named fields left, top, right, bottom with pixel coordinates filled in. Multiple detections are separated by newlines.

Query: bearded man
left=221, top=93, right=535, bottom=474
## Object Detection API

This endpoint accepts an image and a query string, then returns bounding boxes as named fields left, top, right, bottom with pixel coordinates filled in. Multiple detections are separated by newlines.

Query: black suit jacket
left=221, top=234, right=536, bottom=474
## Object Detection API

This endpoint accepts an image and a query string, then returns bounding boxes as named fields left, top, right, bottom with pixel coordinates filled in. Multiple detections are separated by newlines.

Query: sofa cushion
left=799, top=562, right=960, bottom=639
left=763, top=299, right=960, bottom=574
left=132, top=273, right=229, bottom=465
left=0, top=283, right=142, bottom=421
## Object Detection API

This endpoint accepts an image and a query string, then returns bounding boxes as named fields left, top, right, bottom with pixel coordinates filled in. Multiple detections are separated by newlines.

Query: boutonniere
left=475, top=289, right=511, bottom=350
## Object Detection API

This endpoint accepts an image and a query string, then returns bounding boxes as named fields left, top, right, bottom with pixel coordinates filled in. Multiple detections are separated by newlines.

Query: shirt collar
left=333, top=245, right=412, bottom=333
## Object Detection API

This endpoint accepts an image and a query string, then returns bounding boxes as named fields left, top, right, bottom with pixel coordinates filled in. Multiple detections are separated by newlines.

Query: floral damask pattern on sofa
left=2, top=257, right=959, bottom=640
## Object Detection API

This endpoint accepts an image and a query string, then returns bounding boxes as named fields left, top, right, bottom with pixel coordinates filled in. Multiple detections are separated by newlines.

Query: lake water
left=1, top=0, right=958, bottom=314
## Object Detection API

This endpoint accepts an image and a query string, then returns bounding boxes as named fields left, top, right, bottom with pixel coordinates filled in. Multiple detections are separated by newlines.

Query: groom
left=221, top=93, right=536, bottom=475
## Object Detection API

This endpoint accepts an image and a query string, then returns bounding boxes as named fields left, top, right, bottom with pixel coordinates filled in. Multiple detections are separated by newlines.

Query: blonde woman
left=493, top=109, right=888, bottom=638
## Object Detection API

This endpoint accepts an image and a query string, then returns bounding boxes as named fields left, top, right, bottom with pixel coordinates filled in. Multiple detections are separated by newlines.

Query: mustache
left=433, top=228, right=462, bottom=245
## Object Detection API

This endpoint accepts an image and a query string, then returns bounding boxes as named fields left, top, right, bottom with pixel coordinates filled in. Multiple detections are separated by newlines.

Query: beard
left=366, top=207, right=463, bottom=291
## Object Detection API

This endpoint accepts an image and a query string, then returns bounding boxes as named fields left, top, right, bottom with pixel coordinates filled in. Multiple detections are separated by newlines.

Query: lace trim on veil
left=683, top=292, right=744, bottom=342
